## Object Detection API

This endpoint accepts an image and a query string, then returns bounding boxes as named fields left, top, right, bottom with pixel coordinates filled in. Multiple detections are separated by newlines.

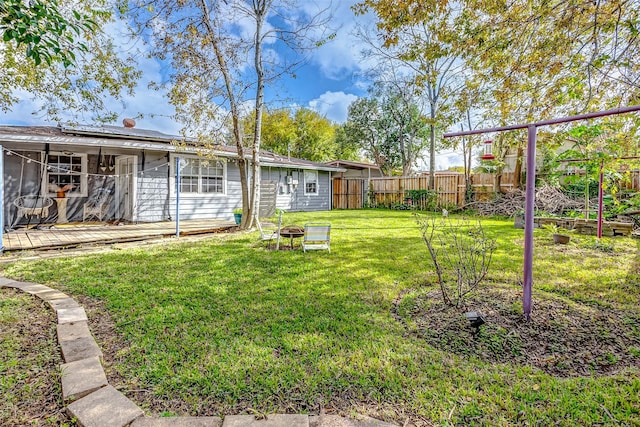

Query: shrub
left=415, top=214, right=496, bottom=307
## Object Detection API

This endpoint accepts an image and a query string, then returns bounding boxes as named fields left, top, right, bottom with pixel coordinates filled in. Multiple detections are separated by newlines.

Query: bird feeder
left=481, top=140, right=495, bottom=160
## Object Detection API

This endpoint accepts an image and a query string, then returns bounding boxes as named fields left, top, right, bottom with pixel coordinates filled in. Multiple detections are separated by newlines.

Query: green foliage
left=342, top=81, right=429, bottom=175
left=0, top=0, right=96, bottom=67
left=243, top=108, right=347, bottom=162
left=405, top=189, right=438, bottom=211
left=0, top=0, right=140, bottom=122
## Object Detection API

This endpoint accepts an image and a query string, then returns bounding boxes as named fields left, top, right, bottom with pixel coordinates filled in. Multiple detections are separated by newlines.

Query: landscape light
left=465, top=311, right=486, bottom=335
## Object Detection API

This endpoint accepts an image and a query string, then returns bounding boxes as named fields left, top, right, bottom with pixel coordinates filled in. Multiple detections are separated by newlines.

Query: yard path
left=0, top=276, right=400, bottom=427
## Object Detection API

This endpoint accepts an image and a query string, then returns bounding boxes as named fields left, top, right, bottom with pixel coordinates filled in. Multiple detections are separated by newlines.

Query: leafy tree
left=341, top=97, right=401, bottom=175
left=126, top=0, right=332, bottom=229
left=463, top=0, right=640, bottom=114
left=0, top=0, right=140, bottom=122
left=258, top=109, right=296, bottom=156
left=289, top=108, right=337, bottom=162
left=1, top=0, right=95, bottom=66
left=342, top=82, right=429, bottom=176
left=559, top=121, right=640, bottom=217
left=244, top=107, right=353, bottom=162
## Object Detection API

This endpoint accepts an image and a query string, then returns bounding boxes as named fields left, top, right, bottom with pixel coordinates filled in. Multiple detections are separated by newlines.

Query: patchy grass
left=0, top=288, right=73, bottom=426
left=3, top=210, right=640, bottom=425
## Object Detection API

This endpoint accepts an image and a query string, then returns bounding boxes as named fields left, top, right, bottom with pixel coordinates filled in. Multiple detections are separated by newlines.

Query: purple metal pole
left=597, top=159, right=604, bottom=239
left=444, top=105, right=640, bottom=138
left=522, top=125, right=537, bottom=321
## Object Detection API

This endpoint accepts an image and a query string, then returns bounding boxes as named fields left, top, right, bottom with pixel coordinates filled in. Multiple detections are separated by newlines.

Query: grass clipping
left=396, top=286, right=640, bottom=377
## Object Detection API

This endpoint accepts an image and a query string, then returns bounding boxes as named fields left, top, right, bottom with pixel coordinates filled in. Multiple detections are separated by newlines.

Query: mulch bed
left=395, top=287, right=640, bottom=377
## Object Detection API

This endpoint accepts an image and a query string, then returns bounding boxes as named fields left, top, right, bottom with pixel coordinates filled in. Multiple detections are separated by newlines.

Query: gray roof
left=62, top=124, right=184, bottom=142
left=0, top=125, right=344, bottom=172
left=324, top=160, right=380, bottom=170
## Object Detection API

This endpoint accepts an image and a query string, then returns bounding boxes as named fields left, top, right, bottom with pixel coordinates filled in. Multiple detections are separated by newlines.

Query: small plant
left=233, top=208, right=243, bottom=214
left=415, top=214, right=496, bottom=307
left=541, top=223, right=560, bottom=234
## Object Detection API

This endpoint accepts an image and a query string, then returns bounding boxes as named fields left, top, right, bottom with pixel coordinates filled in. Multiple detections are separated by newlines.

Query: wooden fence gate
left=332, top=178, right=365, bottom=209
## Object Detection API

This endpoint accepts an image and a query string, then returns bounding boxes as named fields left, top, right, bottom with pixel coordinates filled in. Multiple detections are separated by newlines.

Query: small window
left=43, top=152, right=88, bottom=197
left=304, top=170, right=318, bottom=195
left=176, top=156, right=226, bottom=194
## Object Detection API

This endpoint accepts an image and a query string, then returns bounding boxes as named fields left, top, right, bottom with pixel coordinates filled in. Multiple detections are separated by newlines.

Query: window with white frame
left=43, top=152, right=88, bottom=197
left=177, top=156, right=226, bottom=194
left=304, top=170, right=318, bottom=195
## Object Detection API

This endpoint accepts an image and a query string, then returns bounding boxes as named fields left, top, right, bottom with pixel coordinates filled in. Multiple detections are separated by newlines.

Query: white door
left=115, top=156, right=137, bottom=221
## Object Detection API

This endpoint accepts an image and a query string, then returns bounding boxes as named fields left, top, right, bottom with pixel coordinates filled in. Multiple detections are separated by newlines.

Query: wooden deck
left=2, top=219, right=237, bottom=252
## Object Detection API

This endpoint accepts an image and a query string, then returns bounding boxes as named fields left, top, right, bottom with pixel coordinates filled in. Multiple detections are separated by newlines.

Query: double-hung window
left=178, top=156, right=226, bottom=194
left=304, top=170, right=318, bottom=195
left=43, top=152, right=88, bottom=197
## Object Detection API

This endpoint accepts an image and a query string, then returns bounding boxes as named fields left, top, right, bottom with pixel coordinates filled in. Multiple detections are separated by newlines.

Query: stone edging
left=1, top=277, right=399, bottom=427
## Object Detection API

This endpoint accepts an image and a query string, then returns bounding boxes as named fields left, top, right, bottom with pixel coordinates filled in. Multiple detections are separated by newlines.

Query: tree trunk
left=429, top=122, right=436, bottom=190
left=198, top=0, right=250, bottom=229
left=494, top=166, right=503, bottom=194
left=246, top=0, right=270, bottom=229
left=513, top=144, right=524, bottom=190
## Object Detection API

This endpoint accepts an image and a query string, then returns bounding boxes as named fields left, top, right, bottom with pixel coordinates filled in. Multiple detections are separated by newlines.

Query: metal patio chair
left=256, top=209, right=283, bottom=250
left=302, top=223, right=331, bottom=252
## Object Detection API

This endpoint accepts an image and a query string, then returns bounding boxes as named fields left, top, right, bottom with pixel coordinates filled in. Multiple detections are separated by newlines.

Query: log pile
left=466, top=185, right=586, bottom=217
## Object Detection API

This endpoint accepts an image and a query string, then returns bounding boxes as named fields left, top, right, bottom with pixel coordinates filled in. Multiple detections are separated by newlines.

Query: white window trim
left=41, top=151, right=88, bottom=198
left=170, top=154, right=227, bottom=196
left=303, top=169, right=319, bottom=196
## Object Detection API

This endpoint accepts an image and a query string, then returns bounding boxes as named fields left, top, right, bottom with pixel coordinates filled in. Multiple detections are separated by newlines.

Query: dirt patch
left=396, top=286, right=640, bottom=377
left=0, top=288, right=72, bottom=426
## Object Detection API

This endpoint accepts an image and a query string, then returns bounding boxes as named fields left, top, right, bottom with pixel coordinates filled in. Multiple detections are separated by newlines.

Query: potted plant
left=233, top=208, right=243, bottom=225
left=542, top=223, right=571, bottom=244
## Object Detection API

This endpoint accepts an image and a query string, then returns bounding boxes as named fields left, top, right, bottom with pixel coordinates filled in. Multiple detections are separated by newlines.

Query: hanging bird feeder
left=481, top=139, right=495, bottom=160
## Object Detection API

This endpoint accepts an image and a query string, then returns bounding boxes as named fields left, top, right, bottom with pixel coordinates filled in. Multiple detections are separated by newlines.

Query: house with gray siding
left=0, top=124, right=343, bottom=230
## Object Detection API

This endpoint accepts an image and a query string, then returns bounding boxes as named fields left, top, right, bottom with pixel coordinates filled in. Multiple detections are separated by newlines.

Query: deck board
left=2, top=219, right=236, bottom=251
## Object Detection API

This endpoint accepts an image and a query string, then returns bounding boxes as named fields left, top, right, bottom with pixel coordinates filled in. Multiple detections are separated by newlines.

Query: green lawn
left=3, top=210, right=639, bottom=425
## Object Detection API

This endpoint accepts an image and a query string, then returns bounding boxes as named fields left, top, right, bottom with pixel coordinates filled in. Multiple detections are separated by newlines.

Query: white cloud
left=308, top=0, right=378, bottom=85
left=308, top=91, right=358, bottom=123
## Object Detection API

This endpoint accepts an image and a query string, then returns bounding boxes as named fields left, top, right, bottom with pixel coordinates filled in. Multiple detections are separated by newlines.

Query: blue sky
left=1, top=1, right=372, bottom=132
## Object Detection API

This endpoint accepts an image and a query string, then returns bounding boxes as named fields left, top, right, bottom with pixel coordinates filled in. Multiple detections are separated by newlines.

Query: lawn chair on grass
left=302, top=223, right=331, bottom=252
left=256, top=209, right=283, bottom=250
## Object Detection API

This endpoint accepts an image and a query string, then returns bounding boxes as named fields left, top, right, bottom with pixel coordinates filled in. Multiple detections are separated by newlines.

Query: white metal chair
left=256, top=210, right=283, bottom=250
left=302, top=223, right=331, bottom=252
left=14, top=195, right=53, bottom=220
left=83, top=190, right=111, bottom=222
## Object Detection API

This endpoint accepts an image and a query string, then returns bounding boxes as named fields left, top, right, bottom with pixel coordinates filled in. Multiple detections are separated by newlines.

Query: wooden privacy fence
left=335, top=170, right=640, bottom=210
left=369, top=174, right=466, bottom=208
left=620, top=170, right=640, bottom=191
left=332, top=178, right=365, bottom=209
